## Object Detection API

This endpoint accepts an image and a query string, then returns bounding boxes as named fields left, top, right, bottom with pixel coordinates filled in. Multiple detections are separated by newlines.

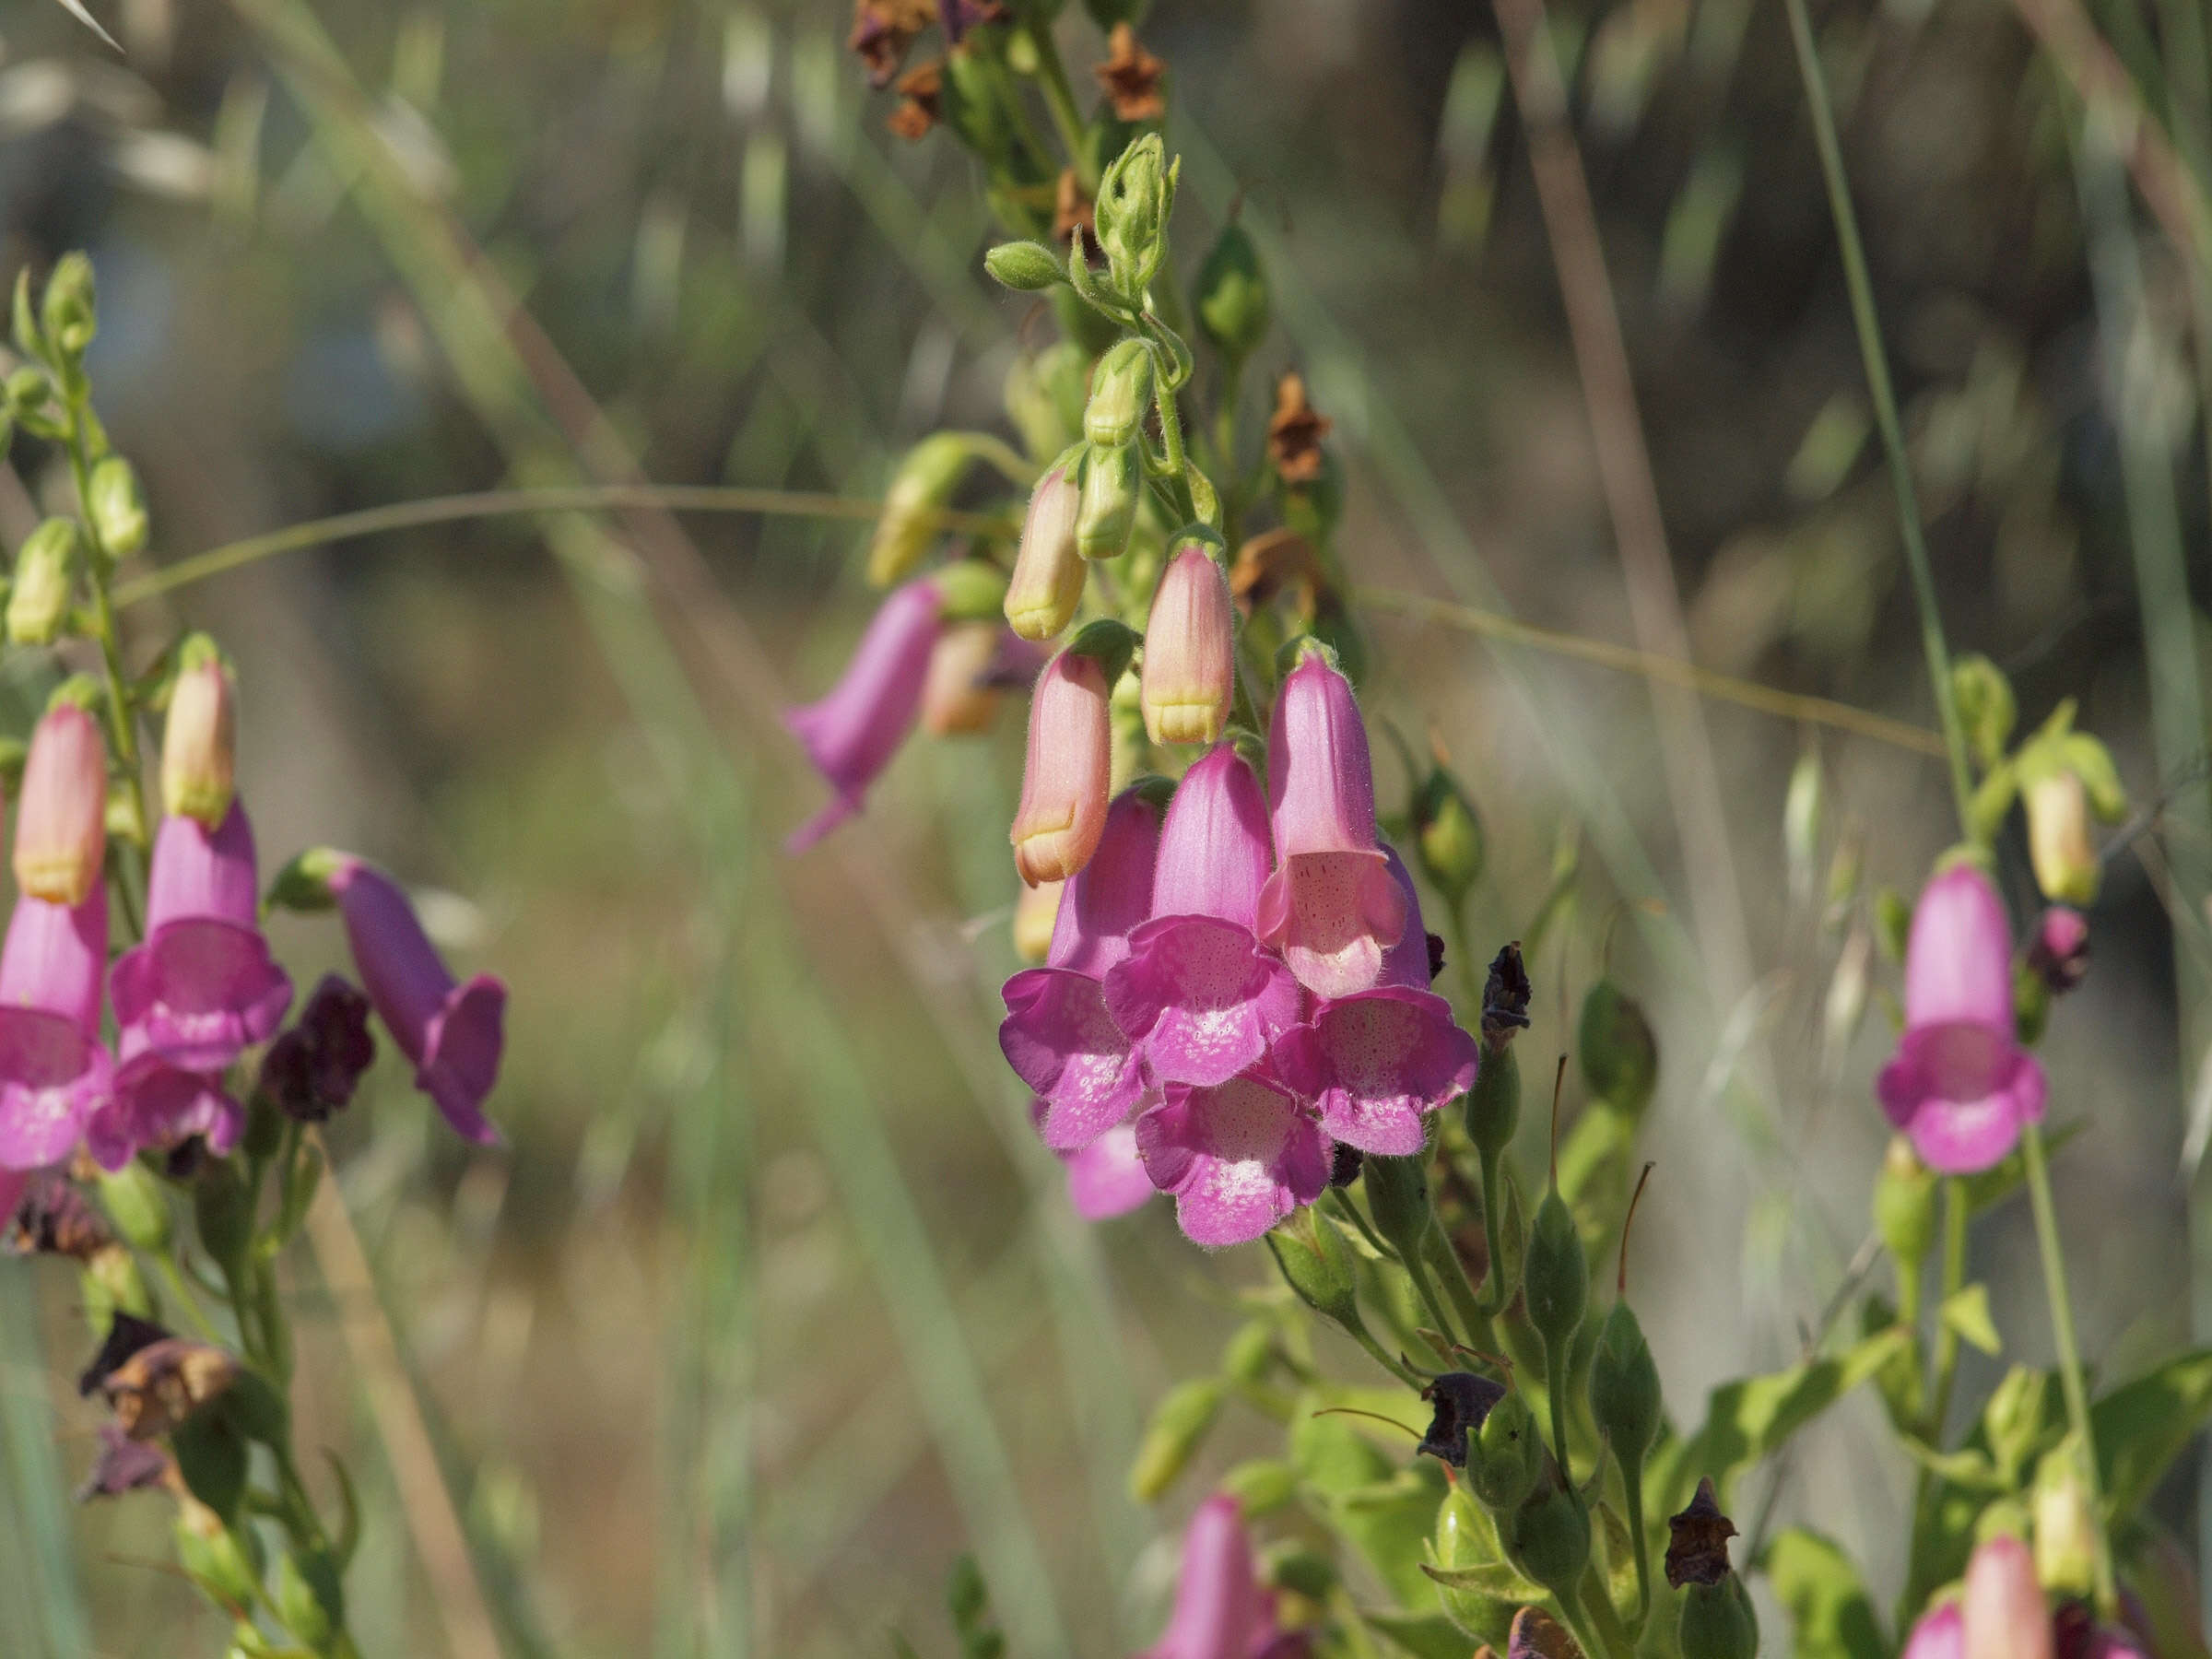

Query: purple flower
left=111, top=805, right=292, bottom=1072
left=1877, top=864, right=2046, bottom=1174
left=0, top=889, right=111, bottom=1171
left=1065, top=1122, right=1157, bottom=1219
left=1254, top=653, right=1406, bottom=999
left=1139, top=1495, right=1306, bottom=1659
left=1135, top=1072, right=1331, bottom=1247
left=1901, top=1604, right=1962, bottom=1659
left=1272, top=849, right=1478, bottom=1155
left=258, top=974, right=377, bottom=1123
left=1002, top=787, right=1164, bottom=1151
left=1106, top=747, right=1302, bottom=1088
left=2030, top=906, right=2090, bottom=994
left=86, top=1035, right=241, bottom=1171
left=783, top=577, right=943, bottom=852
left=329, top=860, right=505, bottom=1145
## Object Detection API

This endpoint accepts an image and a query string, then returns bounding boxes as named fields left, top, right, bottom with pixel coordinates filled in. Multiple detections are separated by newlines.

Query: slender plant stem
left=2022, top=1122, right=2119, bottom=1616
left=1477, top=1144, right=1512, bottom=1318
left=1021, top=19, right=1093, bottom=187
left=1779, top=0, right=1975, bottom=830
left=1545, top=1336, right=1572, bottom=1480
left=1563, top=1584, right=1621, bottom=1659
left=1924, top=1180, right=1967, bottom=1443
left=150, top=1248, right=225, bottom=1344
left=1346, top=1322, right=1427, bottom=1390
left=1623, top=1463, right=1652, bottom=1623
left=1401, top=1233, right=1465, bottom=1351
left=1426, top=1226, right=1498, bottom=1356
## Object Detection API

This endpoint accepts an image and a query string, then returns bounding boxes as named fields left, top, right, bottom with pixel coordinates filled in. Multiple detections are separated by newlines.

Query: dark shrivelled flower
left=1418, top=1371, right=1507, bottom=1467
left=259, top=973, right=377, bottom=1124
left=1665, top=1477, right=1738, bottom=1589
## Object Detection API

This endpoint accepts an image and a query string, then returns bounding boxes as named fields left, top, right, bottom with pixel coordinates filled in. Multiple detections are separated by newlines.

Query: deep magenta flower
left=111, top=804, right=292, bottom=1072
left=1271, top=848, right=1478, bottom=1155
left=1001, top=786, right=1164, bottom=1151
left=0, top=888, right=111, bottom=1171
left=1106, top=746, right=1301, bottom=1088
left=1135, top=1072, right=1331, bottom=1247
left=1254, top=653, right=1406, bottom=999
left=1138, top=1494, right=1306, bottom=1659
left=1877, top=864, right=2046, bottom=1174
left=1065, top=1121, right=1158, bottom=1219
left=329, top=860, right=505, bottom=1145
left=86, top=1033, right=241, bottom=1171
left=782, top=576, right=943, bottom=852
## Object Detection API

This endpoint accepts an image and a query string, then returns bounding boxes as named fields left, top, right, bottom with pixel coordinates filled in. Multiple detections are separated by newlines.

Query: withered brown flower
left=1267, top=371, right=1333, bottom=484
left=1228, top=526, right=1320, bottom=612
left=6, top=1171, right=111, bottom=1260
left=1482, top=942, right=1534, bottom=1052
left=1053, top=169, right=1101, bottom=265
left=849, top=0, right=935, bottom=89
left=888, top=62, right=943, bottom=140
left=94, top=1329, right=240, bottom=1441
left=1094, top=23, right=1167, bottom=123
left=1507, top=1606, right=1583, bottom=1658
left=1665, top=1476, right=1739, bottom=1588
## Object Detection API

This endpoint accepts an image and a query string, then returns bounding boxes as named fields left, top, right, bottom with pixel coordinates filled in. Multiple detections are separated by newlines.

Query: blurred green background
left=1, top=0, right=2209, bottom=1653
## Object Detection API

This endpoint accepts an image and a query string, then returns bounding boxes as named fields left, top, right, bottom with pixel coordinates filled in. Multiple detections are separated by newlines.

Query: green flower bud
left=1264, top=1206, right=1360, bottom=1328
left=1083, top=339, right=1155, bottom=449
left=1952, top=653, right=2017, bottom=772
left=194, top=1159, right=253, bottom=1273
left=87, top=456, right=147, bottom=559
left=1430, top=1487, right=1516, bottom=1643
left=2032, top=1444, right=2097, bottom=1599
left=84, top=1243, right=152, bottom=1322
left=7, top=517, right=77, bottom=646
left=6, top=366, right=50, bottom=418
left=41, top=253, right=96, bottom=362
left=1578, top=980, right=1657, bottom=1118
left=265, top=846, right=348, bottom=913
left=1873, top=1135, right=1936, bottom=1274
left=867, top=432, right=973, bottom=587
left=1412, top=765, right=1485, bottom=907
left=1219, top=1457, right=1297, bottom=1517
left=1469, top=1388, right=1546, bottom=1512
left=1094, top=135, right=1178, bottom=298
left=1506, top=1477, right=1591, bottom=1603
left=1074, top=441, right=1140, bottom=561
left=1004, top=342, right=1088, bottom=464
left=1524, top=1190, right=1587, bottom=1350
left=174, top=1512, right=262, bottom=1614
left=221, top=1367, right=291, bottom=1446
left=97, top=1163, right=171, bottom=1253
left=1678, top=1573, right=1759, bottom=1659
left=1194, top=220, right=1270, bottom=365
left=1587, top=1300, right=1662, bottom=1466
left=274, top=1549, right=343, bottom=1650
left=1465, top=1041, right=1519, bottom=1159
left=1127, top=1377, right=1223, bottom=1501
left=1362, top=1153, right=1435, bottom=1264
left=984, top=240, right=1065, bottom=292
left=1220, top=1318, right=1276, bottom=1386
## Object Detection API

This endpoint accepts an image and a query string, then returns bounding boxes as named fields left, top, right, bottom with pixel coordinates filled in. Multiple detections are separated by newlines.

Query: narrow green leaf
left=1764, top=1527, right=1888, bottom=1659
left=1938, top=1284, right=2002, bottom=1356
left=2092, top=1349, right=2212, bottom=1517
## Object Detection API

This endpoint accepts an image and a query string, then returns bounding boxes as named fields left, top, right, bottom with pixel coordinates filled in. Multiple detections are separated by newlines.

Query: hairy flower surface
left=0, top=889, right=111, bottom=1171
left=1877, top=864, right=2045, bottom=1173
left=1135, top=1072, right=1330, bottom=1247
left=1010, top=648, right=1112, bottom=885
left=14, top=703, right=107, bottom=908
left=783, top=576, right=944, bottom=852
left=87, top=1037, right=241, bottom=1171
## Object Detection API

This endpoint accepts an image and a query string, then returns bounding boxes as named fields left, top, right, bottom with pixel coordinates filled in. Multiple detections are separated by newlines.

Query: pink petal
left=1063, top=1122, right=1155, bottom=1218
left=1106, top=916, right=1300, bottom=1088
left=1135, top=1077, right=1331, bottom=1248
left=0, top=1007, right=108, bottom=1170
left=998, top=968, right=1146, bottom=1149
left=419, top=976, right=506, bottom=1145
left=1256, top=850, right=1405, bottom=1000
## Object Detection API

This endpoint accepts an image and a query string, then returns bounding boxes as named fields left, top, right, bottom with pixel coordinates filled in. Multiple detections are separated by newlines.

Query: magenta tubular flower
left=1002, top=787, right=1163, bottom=1150
left=1271, top=848, right=1478, bottom=1155
left=329, top=860, right=505, bottom=1145
left=1255, top=653, right=1406, bottom=999
left=1964, top=1535, right=2053, bottom=1659
left=0, top=888, right=111, bottom=1170
left=1106, top=746, right=1302, bottom=1088
left=1140, top=1496, right=1265, bottom=1659
left=1135, top=1073, right=1332, bottom=1247
left=1011, top=648, right=1112, bottom=886
left=15, top=702, right=107, bottom=908
left=1877, top=864, right=2046, bottom=1174
left=782, top=577, right=944, bottom=852
left=1061, top=1115, right=1158, bottom=1219
left=87, top=1034, right=241, bottom=1171
left=1901, top=1606, right=1963, bottom=1659
left=111, top=804, right=292, bottom=1073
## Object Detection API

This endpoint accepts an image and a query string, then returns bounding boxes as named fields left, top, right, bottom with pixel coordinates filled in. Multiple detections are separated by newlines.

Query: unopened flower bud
left=1578, top=978, right=1657, bottom=1117
left=865, top=431, right=971, bottom=587
left=274, top=1549, right=343, bottom=1651
left=41, top=253, right=96, bottom=360
left=1140, top=543, right=1234, bottom=745
left=14, top=701, right=107, bottom=905
left=173, top=1510, right=261, bottom=1613
left=1219, top=1457, right=1296, bottom=1517
left=1093, top=134, right=1177, bottom=296
left=1006, top=462, right=1086, bottom=640
left=6, top=367, right=50, bottom=418
left=2028, top=906, right=2089, bottom=994
left=1469, top=1389, right=1546, bottom=1512
left=1963, top=1534, right=2052, bottom=1659
left=1126, top=1376, right=1223, bottom=1501
left=1431, top=1487, right=1514, bottom=1643
left=7, top=517, right=78, bottom=646
left=1194, top=220, right=1270, bottom=365
left=2025, top=768, right=2099, bottom=906
left=1263, top=1204, right=1361, bottom=1328
left=96, top=1163, right=171, bottom=1253
left=1679, top=1573, right=1760, bottom=1659
left=1524, top=1189, right=1587, bottom=1351
left=921, top=621, right=1006, bottom=735
left=1412, top=764, right=1485, bottom=907
left=1362, top=1151, right=1435, bottom=1264
left=1874, top=1135, right=1937, bottom=1272
left=1506, top=1476, right=1590, bottom=1603
left=1005, top=342, right=1087, bottom=463
left=160, top=639, right=237, bottom=827
left=982, top=240, right=1064, bottom=291
left=2032, top=1449, right=2096, bottom=1600
left=1010, top=631, right=1125, bottom=886
left=1952, top=654, right=2018, bottom=771
left=1075, top=441, right=1141, bottom=561
left=1012, top=878, right=1062, bottom=963
left=1588, top=1300, right=1662, bottom=1468
left=1083, top=339, right=1155, bottom=449
left=87, top=456, right=147, bottom=559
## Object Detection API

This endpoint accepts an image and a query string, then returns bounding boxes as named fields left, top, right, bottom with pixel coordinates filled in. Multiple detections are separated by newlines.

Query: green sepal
left=1062, top=617, right=1140, bottom=687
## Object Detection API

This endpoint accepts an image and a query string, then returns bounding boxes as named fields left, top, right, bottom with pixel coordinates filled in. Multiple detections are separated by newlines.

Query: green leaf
left=2093, top=1349, right=2212, bottom=1517
left=1332, top=1470, right=1451, bottom=1608
left=1983, top=1367, right=2065, bottom=1487
left=1363, top=1609, right=1481, bottom=1659
left=171, top=1412, right=249, bottom=1524
left=1764, top=1527, right=1888, bottom=1659
left=1938, top=1285, right=2002, bottom=1356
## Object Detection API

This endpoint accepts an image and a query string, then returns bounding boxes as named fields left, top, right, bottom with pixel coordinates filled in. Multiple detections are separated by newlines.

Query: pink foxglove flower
left=329, top=860, right=505, bottom=1145
left=1964, top=1535, right=2053, bottom=1659
left=1902, top=1604, right=1963, bottom=1659
left=87, top=1035, right=241, bottom=1171
left=1141, top=545, right=1235, bottom=746
left=1135, top=1072, right=1331, bottom=1247
left=1138, top=1495, right=1307, bottom=1659
left=1064, top=1122, right=1157, bottom=1219
left=1106, top=745, right=1301, bottom=1088
left=14, top=702, right=107, bottom=908
left=1010, top=648, right=1113, bottom=886
left=1254, top=653, right=1406, bottom=999
left=1272, top=847, right=1478, bottom=1155
left=782, top=577, right=944, bottom=852
left=111, top=805, right=292, bottom=1072
left=1877, top=864, right=2046, bottom=1173
left=1001, top=786, right=1164, bottom=1151
left=0, top=888, right=111, bottom=1171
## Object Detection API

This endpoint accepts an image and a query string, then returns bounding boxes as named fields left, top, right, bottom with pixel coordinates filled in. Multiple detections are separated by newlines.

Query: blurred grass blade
left=0, top=1270, right=90, bottom=1659
left=43, top=0, right=122, bottom=51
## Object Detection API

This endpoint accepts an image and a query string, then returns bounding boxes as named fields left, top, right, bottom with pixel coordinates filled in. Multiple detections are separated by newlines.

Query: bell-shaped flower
left=1010, top=645, right=1113, bottom=887
left=782, top=577, right=944, bottom=852
left=1135, top=1072, right=1332, bottom=1247
left=1005, top=463, right=1085, bottom=641
left=1964, top=1535, right=2053, bottom=1659
left=111, top=804, right=292, bottom=1073
left=1139, top=1495, right=1272, bottom=1658
left=1254, top=652, right=1406, bottom=998
left=1106, top=746, right=1301, bottom=1088
left=1030, top=1097, right=1158, bottom=1221
left=86, top=1034, right=241, bottom=1171
left=1901, top=1605, right=1962, bottom=1659
left=15, top=701, right=108, bottom=908
left=0, top=887, right=111, bottom=1171
left=1002, top=786, right=1163, bottom=1151
left=1141, top=545, right=1235, bottom=746
left=1271, top=847, right=1478, bottom=1155
left=1877, top=864, right=2045, bottom=1173
left=329, top=859, right=505, bottom=1145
